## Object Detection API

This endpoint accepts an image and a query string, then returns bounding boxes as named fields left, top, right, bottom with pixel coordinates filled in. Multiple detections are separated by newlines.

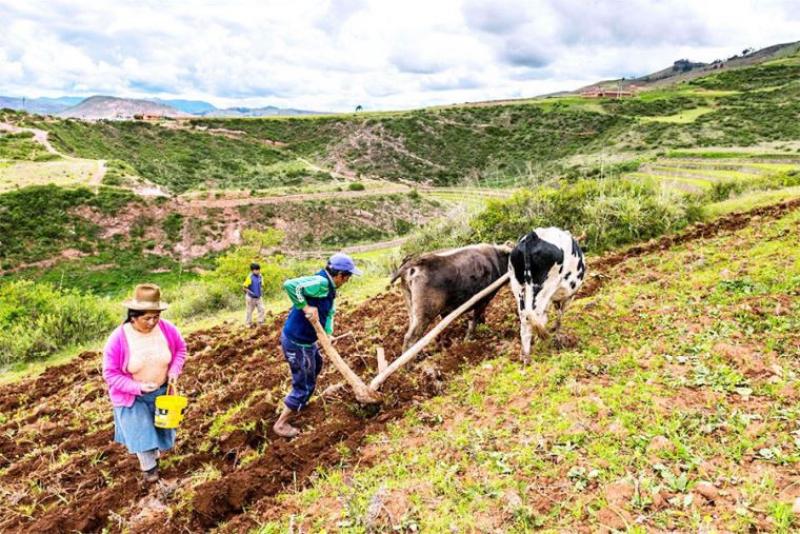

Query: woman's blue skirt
left=113, top=384, right=176, bottom=453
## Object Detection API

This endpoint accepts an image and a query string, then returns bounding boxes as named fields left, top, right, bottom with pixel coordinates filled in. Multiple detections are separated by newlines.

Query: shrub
left=403, top=177, right=698, bottom=257
left=165, top=279, right=241, bottom=321
left=0, top=280, right=117, bottom=366
left=393, top=218, right=413, bottom=235
left=0, top=185, right=98, bottom=267
left=705, top=170, right=800, bottom=203
left=401, top=205, right=475, bottom=256
left=472, top=177, right=696, bottom=252
left=348, top=182, right=366, bottom=191
left=162, top=213, right=184, bottom=242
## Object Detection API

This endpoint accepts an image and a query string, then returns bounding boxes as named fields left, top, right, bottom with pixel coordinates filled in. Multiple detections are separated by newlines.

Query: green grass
left=0, top=185, right=127, bottom=269
left=0, top=130, right=58, bottom=162
left=689, top=63, right=800, bottom=91
left=649, top=165, right=765, bottom=182
left=601, top=94, right=705, bottom=117
left=702, top=185, right=800, bottom=218
left=0, top=158, right=101, bottom=192
left=9, top=249, right=196, bottom=297
left=639, top=107, right=715, bottom=124
left=666, top=151, right=800, bottom=160
left=625, top=152, right=800, bottom=204
left=627, top=172, right=711, bottom=192
left=0, top=246, right=397, bottom=383
left=37, top=120, right=297, bottom=193
left=256, top=207, right=800, bottom=532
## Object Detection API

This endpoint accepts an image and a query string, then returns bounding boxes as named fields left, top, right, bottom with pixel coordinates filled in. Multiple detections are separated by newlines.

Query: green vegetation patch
left=0, top=280, right=116, bottom=366
left=0, top=185, right=140, bottom=269
left=0, top=130, right=58, bottom=162
left=601, top=95, right=704, bottom=117
left=689, top=63, right=800, bottom=91
left=406, top=176, right=697, bottom=256
left=40, top=120, right=296, bottom=193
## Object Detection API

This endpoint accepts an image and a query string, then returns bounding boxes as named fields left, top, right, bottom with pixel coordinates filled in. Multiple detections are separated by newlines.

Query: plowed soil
left=1, top=198, right=798, bottom=533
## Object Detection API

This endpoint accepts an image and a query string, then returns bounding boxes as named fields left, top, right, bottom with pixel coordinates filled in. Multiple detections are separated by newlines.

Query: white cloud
left=0, top=0, right=797, bottom=111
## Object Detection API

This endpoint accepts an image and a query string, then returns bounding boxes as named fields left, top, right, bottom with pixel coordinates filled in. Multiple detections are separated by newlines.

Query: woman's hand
left=139, top=381, right=160, bottom=393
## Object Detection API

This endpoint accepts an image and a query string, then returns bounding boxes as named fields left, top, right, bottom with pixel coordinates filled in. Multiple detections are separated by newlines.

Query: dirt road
left=0, top=122, right=107, bottom=185
left=177, top=184, right=411, bottom=209
left=0, top=122, right=59, bottom=155
left=290, top=236, right=409, bottom=258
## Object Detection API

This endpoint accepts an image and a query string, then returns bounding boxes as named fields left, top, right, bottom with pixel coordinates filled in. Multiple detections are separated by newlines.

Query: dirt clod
left=604, top=480, right=634, bottom=507
left=694, top=481, right=720, bottom=502
left=597, top=507, right=631, bottom=531
left=646, top=435, right=674, bottom=456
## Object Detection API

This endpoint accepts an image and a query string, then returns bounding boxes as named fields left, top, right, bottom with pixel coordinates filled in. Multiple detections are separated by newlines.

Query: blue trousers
left=281, top=335, right=323, bottom=411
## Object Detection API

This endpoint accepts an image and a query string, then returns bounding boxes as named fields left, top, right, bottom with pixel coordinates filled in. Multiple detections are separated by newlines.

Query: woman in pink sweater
left=102, top=284, right=187, bottom=483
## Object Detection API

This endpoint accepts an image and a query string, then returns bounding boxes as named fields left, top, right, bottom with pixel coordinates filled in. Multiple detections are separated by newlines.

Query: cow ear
left=503, top=240, right=515, bottom=249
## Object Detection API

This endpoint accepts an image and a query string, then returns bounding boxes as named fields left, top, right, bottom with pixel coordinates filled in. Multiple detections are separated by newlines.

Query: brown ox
left=390, top=244, right=512, bottom=350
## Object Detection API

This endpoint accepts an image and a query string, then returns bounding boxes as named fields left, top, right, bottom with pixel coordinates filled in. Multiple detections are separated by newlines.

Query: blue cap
left=328, top=253, right=362, bottom=276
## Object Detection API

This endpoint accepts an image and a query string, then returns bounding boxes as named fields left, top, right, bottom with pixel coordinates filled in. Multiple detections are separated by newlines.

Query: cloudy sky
left=1, top=0, right=798, bottom=111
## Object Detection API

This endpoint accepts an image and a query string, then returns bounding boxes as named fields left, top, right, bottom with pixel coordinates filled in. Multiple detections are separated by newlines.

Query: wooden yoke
left=309, top=317, right=382, bottom=404
left=369, top=272, right=511, bottom=390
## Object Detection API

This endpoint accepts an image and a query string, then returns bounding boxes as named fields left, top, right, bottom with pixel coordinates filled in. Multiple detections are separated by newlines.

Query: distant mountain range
left=0, top=96, right=84, bottom=115
left=0, top=94, right=327, bottom=119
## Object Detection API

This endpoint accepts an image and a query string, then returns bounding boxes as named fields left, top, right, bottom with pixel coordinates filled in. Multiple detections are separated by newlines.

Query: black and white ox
left=391, top=244, right=512, bottom=351
left=509, top=227, right=586, bottom=363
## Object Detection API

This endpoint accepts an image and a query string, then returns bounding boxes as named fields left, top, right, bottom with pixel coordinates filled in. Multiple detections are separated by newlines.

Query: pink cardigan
left=102, top=319, right=187, bottom=408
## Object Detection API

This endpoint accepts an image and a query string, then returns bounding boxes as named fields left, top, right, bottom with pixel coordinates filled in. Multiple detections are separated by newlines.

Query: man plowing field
left=273, top=253, right=362, bottom=437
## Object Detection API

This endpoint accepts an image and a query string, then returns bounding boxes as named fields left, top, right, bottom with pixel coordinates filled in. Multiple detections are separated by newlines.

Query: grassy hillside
left=0, top=185, right=138, bottom=270
left=2, top=48, right=795, bottom=198
left=36, top=120, right=298, bottom=193
left=256, top=202, right=800, bottom=533
left=0, top=185, right=441, bottom=286
left=1, top=198, right=797, bottom=532
left=0, top=130, right=57, bottom=161
left=195, top=106, right=630, bottom=185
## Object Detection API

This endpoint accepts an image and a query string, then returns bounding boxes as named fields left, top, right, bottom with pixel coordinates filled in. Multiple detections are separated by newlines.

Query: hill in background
left=57, top=95, right=191, bottom=119
left=0, top=95, right=84, bottom=115
left=0, top=94, right=328, bottom=119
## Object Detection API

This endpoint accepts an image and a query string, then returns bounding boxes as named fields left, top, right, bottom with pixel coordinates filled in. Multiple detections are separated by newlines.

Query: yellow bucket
left=154, top=384, right=188, bottom=429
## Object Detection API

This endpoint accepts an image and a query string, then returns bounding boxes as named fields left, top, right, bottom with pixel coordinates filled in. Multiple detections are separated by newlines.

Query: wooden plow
left=314, top=272, right=511, bottom=403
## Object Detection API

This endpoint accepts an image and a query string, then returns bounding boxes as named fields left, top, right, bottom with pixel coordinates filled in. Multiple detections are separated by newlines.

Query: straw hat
left=122, top=283, right=169, bottom=311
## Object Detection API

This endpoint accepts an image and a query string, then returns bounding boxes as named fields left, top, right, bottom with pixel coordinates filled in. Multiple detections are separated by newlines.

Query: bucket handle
left=166, top=382, right=178, bottom=396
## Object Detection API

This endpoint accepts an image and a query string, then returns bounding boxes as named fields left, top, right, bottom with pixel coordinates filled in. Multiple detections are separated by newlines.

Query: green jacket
left=283, top=273, right=335, bottom=335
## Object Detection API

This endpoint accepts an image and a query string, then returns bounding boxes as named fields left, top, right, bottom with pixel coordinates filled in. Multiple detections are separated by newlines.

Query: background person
left=102, top=283, right=187, bottom=483
left=273, top=253, right=362, bottom=437
left=243, top=262, right=265, bottom=327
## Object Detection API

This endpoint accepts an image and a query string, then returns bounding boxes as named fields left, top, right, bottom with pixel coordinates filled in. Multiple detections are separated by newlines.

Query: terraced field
left=427, top=187, right=515, bottom=210
left=627, top=152, right=800, bottom=196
